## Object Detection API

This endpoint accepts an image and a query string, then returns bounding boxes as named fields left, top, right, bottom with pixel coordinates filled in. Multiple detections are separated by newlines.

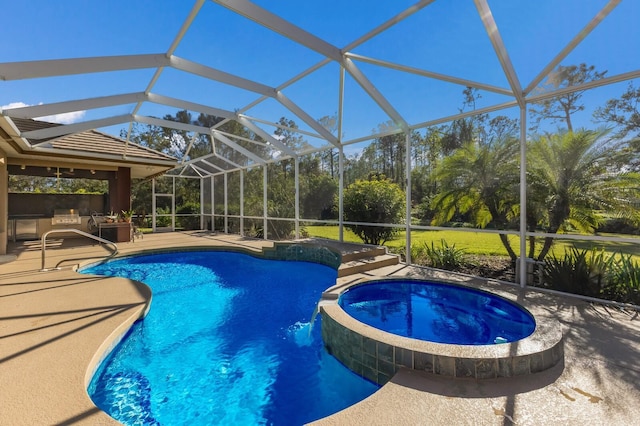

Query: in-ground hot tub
left=321, top=279, right=563, bottom=385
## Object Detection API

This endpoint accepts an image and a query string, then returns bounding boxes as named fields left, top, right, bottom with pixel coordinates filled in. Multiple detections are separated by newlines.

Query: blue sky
left=1, top=0, right=639, bottom=157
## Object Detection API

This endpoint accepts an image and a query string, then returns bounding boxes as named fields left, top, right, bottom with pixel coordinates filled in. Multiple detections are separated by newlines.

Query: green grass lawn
left=304, top=225, right=640, bottom=259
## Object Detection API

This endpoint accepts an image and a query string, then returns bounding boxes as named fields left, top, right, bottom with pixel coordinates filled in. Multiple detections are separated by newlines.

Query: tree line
left=120, top=63, right=640, bottom=256
left=10, top=63, right=640, bottom=259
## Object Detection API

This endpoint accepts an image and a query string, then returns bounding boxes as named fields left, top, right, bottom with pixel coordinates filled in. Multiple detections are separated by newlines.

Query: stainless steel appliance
left=51, top=209, right=81, bottom=225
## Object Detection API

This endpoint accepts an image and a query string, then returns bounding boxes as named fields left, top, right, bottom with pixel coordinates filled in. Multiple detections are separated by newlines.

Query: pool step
left=281, top=238, right=401, bottom=277
left=338, top=250, right=400, bottom=277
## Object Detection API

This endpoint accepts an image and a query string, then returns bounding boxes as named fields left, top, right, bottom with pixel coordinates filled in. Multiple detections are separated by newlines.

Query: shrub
left=596, top=218, right=640, bottom=235
left=267, top=219, right=295, bottom=240
left=155, top=206, right=172, bottom=228
left=176, top=202, right=201, bottom=230
left=250, top=224, right=264, bottom=239
left=343, top=174, right=405, bottom=245
left=419, top=239, right=467, bottom=270
left=542, top=248, right=612, bottom=298
left=609, top=254, right=640, bottom=305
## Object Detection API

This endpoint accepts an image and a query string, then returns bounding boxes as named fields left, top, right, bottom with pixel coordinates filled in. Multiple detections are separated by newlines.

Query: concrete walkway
left=1, top=232, right=638, bottom=425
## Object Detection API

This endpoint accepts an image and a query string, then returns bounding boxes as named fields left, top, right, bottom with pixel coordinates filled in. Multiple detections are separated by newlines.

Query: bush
left=343, top=174, right=405, bottom=245
left=176, top=202, right=201, bottom=230
left=542, top=248, right=612, bottom=298
left=414, top=239, right=467, bottom=270
left=155, top=206, right=172, bottom=228
left=596, top=218, right=640, bottom=235
left=542, top=248, right=640, bottom=304
left=609, top=254, right=640, bottom=305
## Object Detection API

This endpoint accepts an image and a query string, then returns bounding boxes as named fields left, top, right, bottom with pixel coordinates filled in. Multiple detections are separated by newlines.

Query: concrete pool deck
left=1, top=231, right=638, bottom=425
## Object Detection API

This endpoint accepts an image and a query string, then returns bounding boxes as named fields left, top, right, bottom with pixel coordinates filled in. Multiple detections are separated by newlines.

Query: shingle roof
left=9, top=117, right=62, bottom=133
left=10, top=117, right=176, bottom=163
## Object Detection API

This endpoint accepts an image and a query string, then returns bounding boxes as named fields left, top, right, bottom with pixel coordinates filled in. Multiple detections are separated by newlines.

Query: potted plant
left=121, top=209, right=135, bottom=223
left=105, top=210, right=117, bottom=223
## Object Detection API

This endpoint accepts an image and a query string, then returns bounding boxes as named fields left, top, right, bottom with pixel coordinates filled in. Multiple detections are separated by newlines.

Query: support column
left=294, top=157, right=300, bottom=239
left=263, top=165, right=268, bottom=240
left=107, top=167, right=132, bottom=213
left=200, top=177, right=205, bottom=230
left=106, top=167, right=132, bottom=242
left=405, top=132, right=412, bottom=264
left=519, top=106, right=528, bottom=287
left=0, top=149, right=8, bottom=255
left=240, top=170, right=244, bottom=236
left=338, top=146, right=344, bottom=242
left=224, top=173, right=228, bottom=234
left=152, top=178, right=157, bottom=231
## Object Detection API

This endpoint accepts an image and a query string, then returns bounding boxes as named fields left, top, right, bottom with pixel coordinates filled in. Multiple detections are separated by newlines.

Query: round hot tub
left=339, top=281, right=536, bottom=345
left=321, top=279, right=563, bottom=385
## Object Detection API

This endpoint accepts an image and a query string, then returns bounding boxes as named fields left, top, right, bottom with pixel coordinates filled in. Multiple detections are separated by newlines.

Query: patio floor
left=1, top=231, right=638, bottom=425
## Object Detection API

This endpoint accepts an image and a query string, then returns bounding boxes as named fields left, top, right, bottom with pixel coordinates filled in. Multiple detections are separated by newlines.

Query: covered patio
left=0, top=117, right=178, bottom=251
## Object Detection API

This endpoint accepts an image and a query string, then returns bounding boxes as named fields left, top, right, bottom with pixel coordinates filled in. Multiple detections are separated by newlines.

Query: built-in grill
left=51, top=209, right=81, bottom=225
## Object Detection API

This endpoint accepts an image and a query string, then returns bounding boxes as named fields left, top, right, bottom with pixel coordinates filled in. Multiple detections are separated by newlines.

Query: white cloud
left=2, top=101, right=29, bottom=109
left=1, top=101, right=86, bottom=124
left=39, top=110, right=86, bottom=124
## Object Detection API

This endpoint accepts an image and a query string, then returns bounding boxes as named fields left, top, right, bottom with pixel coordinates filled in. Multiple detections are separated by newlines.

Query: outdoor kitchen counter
left=7, top=216, right=92, bottom=242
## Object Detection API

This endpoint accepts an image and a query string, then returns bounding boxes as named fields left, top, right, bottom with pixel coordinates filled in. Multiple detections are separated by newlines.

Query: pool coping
left=320, top=277, right=564, bottom=384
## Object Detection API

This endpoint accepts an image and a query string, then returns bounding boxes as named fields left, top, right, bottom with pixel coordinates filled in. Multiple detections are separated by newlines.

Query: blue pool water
left=81, top=251, right=378, bottom=425
left=339, top=280, right=535, bottom=345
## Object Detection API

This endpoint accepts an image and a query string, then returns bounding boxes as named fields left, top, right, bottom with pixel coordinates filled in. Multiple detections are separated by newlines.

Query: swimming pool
left=339, top=280, right=536, bottom=345
left=81, top=251, right=379, bottom=425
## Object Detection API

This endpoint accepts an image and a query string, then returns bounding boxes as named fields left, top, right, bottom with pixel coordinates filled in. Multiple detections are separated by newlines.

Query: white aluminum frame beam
left=524, top=0, right=621, bottom=95
left=179, top=152, right=217, bottom=169
left=411, top=100, right=519, bottom=131
left=22, top=114, right=133, bottom=140
left=342, top=57, right=409, bottom=131
left=201, top=159, right=228, bottom=172
left=345, top=53, right=513, bottom=97
left=189, top=164, right=208, bottom=177
left=214, top=130, right=270, bottom=148
left=238, top=115, right=322, bottom=140
left=275, top=92, right=340, bottom=147
left=134, top=115, right=211, bottom=134
left=525, top=70, right=640, bottom=104
left=130, top=0, right=205, bottom=119
left=213, top=0, right=342, bottom=62
left=169, top=58, right=338, bottom=145
left=235, top=115, right=295, bottom=156
left=146, top=93, right=237, bottom=120
left=181, top=133, right=200, bottom=163
left=0, top=54, right=168, bottom=81
left=169, top=56, right=276, bottom=98
left=213, top=154, right=243, bottom=170
left=343, top=0, right=437, bottom=51
left=474, top=0, right=524, bottom=107
left=211, top=131, right=266, bottom=164
left=2, top=92, right=146, bottom=119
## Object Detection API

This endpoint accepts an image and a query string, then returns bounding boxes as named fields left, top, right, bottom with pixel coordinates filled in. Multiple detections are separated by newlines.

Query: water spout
left=308, top=293, right=339, bottom=337
left=308, top=303, right=320, bottom=337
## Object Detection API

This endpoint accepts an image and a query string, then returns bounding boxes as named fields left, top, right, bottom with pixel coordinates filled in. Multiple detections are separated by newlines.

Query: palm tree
left=527, top=129, right=640, bottom=260
left=431, top=137, right=521, bottom=260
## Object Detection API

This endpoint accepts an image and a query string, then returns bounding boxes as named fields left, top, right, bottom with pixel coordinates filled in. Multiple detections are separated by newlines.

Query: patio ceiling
left=1, top=0, right=639, bottom=178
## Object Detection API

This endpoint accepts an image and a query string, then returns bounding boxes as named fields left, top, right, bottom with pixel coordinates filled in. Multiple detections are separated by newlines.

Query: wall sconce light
left=90, top=169, right=96, bottom=175
left=20, top=164, right=26, bottom=170
left=69, top=168, right=74, bottom=173
left=47, top=166, right=51, bottom=171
